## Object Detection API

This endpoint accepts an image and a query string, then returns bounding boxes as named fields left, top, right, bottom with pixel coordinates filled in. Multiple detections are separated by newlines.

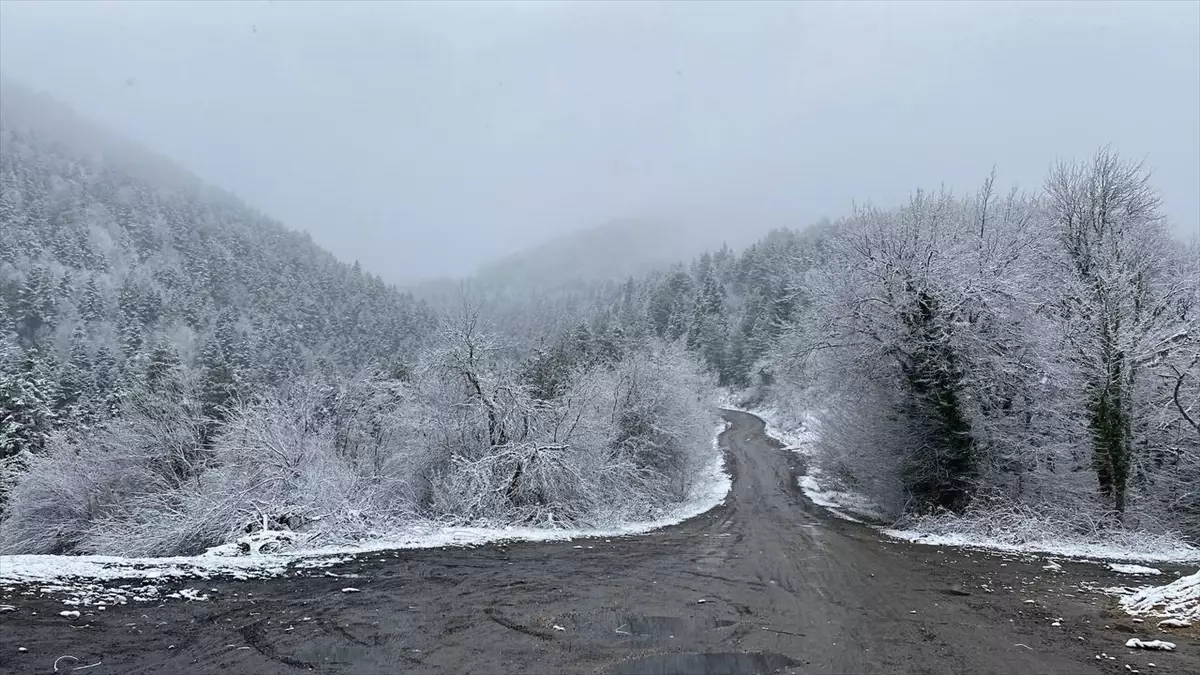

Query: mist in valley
left=2, top=1, right=1195, bottom=285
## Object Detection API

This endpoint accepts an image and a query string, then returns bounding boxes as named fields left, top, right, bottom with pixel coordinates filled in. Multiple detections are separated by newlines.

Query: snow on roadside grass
left=799, top=473, right=886, bottom=524
left=0, top=424, right=732, bottom=588
left=880, top=528, right=1200, bottom=564
left=1115, top=570, right=1200, bottom=622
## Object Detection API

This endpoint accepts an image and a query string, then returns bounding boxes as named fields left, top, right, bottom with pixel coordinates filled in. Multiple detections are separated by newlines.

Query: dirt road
left=2, top=410, right=1195, bottom=674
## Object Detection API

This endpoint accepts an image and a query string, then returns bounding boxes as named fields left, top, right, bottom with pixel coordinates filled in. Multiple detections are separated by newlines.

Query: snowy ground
left=881, top=529, right=1200, bottom=565
left=0, top=424, right=732, bottom=590
left=1111, top=570, right=1200, bottom=623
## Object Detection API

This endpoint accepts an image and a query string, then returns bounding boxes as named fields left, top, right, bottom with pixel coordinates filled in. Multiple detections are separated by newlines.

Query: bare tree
left=1045, top=149, right=1191, bottom=516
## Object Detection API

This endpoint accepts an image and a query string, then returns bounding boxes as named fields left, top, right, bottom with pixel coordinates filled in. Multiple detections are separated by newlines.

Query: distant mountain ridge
left=473, top=219, right=709, bottom=288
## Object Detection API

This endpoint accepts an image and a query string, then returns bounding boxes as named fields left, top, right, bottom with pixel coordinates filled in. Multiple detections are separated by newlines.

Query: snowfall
left=0, top=423, right=732, bottom=591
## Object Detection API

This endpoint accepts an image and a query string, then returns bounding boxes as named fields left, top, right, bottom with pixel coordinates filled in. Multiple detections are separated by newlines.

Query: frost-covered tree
left=0, top=347, right=57, bottom=507
left=1045, top=149, right=1194, bottom=516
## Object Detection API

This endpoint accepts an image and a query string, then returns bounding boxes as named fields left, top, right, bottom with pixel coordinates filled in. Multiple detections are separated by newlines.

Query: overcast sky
left=1, top=1, right=1197, bottom=282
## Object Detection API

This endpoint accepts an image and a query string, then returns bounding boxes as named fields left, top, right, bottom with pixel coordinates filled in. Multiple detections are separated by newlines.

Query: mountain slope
left=0, top=78, right=430, bottom=433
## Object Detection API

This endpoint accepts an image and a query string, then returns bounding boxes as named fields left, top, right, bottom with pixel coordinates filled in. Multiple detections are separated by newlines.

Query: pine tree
left=569, top=323, right=593, bottom=365
left=0, top=295, right=14, bottom=341
left=91, top=346, right=122, bottom=419
left=119, top=317, right=143, bottom=360
left=78, top=277, right=106, bottom=322
left=15, top=266, right=56, bottom=348
left=649, top=268, right=694, bottom=340
left=199, top=337, right=238, bottom=440
left=145, top=341, right=184, bottom=395
left=0, top=348, right=58, bottom=461
left=687, top=272, right=729, bottom=377
left=522, top=343, right=573, bottom=401
left=215, top=308, right=252, bottom=378
left=55, top=325, right=92, bottom=423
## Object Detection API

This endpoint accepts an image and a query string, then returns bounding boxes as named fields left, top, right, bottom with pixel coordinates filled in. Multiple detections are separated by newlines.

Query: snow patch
left=0, top=552, right=290, bottom=586
left=165, top=588, right=210, bottom=601
left=1109, top=564, right=1163, bottom=576
left=1125, top=638, right=1175, bottom=651
left=881, top=529, right=1200, bottom=564
left=799, top=472, right=885, bottom=523
left=1116, top=570, right=1200, bottom=622
left=203, top=527, right=296, bottom=557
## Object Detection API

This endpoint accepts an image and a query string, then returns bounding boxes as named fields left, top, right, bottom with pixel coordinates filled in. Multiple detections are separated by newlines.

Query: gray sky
left=1, top=1, right=1197, bottom=283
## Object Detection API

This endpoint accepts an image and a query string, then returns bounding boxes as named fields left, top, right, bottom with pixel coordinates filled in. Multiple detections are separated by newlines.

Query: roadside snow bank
left=1116, top=571, right=1200, bottom=622
left=0, top=425, right=731, bottom=586
left=0, top=553, right=291, bottom=584
left=881, top=527, right=1200, bottom=564
left=799, top=473, right=887, bottom=524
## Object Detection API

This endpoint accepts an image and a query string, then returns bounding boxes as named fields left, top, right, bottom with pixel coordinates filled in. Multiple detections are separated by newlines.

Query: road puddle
left=609, top=614, right=735, bottom=637
left=607, top=651, right=797, bottom=675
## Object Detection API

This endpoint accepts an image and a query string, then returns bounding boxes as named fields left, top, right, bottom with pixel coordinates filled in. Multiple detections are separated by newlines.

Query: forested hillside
left=413, top=218, right=752, bottom=346
left=494, top=228, right=820, bottom=392
left=0, top=79, right=431, bottom=465
left=0, top=83, right=717, bottom=556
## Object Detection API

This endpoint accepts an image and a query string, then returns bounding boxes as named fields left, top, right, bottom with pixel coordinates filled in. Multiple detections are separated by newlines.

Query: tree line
left=2, top=82, right=1195, bottom=552
left=550, top=150, right=1197, bottom=541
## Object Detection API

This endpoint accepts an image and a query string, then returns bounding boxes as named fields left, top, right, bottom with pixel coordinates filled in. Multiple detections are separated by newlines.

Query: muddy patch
left=606, top=614, right=736, bottom=638
left=606, top=651, right=797, bottom=675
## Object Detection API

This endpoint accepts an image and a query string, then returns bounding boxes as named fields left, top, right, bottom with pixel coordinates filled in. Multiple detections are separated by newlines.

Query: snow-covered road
left=1, top=410, right=1195, bottom=675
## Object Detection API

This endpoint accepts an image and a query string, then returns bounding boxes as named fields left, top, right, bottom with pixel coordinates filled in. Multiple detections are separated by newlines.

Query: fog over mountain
left=1, top=1, right=1195, bottom=284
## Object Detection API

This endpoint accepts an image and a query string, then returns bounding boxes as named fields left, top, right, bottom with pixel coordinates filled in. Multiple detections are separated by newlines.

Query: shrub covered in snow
left=0, top=315, right=716, bottom=556
left=417, top=326, right=713, bottom=529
